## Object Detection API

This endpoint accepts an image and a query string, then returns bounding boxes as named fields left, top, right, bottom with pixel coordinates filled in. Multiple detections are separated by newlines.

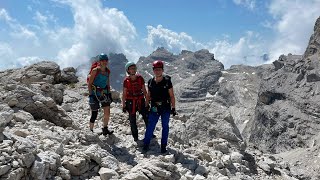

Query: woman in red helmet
left=143, top=60, right=177, bottom=153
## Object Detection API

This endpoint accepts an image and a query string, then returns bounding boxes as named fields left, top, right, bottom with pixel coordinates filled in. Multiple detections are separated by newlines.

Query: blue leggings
left=144, top=110, right=170, bottom=146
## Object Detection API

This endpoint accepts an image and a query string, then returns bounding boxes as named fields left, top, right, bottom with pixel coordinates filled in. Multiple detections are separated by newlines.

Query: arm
left=107, top=70, right=111, bottom=92
left=142, top=83, right=149, bottom=107
left=122, top=87, right=127, bottom=108
left=168, top=87, right=175, bottom=109
left=88, top=69, right=98, bottom=95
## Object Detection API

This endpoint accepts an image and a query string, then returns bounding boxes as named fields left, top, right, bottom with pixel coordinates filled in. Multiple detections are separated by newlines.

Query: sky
left=0, top=0, right=319, bottom=71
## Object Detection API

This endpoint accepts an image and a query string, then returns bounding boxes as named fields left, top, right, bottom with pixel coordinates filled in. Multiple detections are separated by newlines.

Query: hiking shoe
left=102, top=127, right=114, bottom=135
left=161, top=144, right=167, bottom=153
left=142, top=144, right=149, bottom=152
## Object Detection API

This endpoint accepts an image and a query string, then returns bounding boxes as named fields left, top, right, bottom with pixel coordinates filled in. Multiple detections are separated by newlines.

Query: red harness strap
left=125, top=75, right=144, bottom=115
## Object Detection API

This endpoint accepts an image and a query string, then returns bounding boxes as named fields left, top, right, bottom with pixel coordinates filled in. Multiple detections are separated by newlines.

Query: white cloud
left=34, top=11, right=48, bottom=26
left=0, top=8, right=38, bottom=43
left=51, top=0, right=138, bottom=68
left=0, top=9, right=14, bottom=22
left=145, top=25, right=266, bottom=68
left=16, top=56, right=42, bottom=67
left=267, top=0, right=320, bottom=61
left=146, top=25, right=206, bottom=54
left=0, top=1, right=140, bottom=71
left=233, top=0, right=256, bottom=10
left=209, top=31, right=267, bottom=67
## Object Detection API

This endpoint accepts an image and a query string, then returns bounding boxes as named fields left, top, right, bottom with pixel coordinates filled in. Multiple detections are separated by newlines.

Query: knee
left=90, top=111, right=98, bottom=123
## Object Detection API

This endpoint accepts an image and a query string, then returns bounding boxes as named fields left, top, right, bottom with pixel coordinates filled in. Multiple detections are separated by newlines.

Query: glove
left=145, top=104, right=150, bottom=112
left=171, top=108, right=177, bottom=116
left=122, top=107, right=127, bottom=113
left=108, top=93, right=113, bottom=103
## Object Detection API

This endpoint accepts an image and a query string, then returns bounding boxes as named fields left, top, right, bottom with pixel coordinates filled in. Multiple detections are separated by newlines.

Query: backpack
left=87, top=61, right=110, bottom=84
left=148, top=75, right=171, bottom=102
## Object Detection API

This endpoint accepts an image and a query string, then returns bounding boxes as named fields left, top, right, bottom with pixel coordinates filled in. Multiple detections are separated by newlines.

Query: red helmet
left=152, top=60, right=164, bottom=69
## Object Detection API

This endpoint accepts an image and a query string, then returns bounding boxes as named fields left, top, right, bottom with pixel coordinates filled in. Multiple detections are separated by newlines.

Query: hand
left=145, top=104, right=150, bottom=111
left=171, top=108, right=177, bottom=116
left=122, top=105, right=127, bottom=113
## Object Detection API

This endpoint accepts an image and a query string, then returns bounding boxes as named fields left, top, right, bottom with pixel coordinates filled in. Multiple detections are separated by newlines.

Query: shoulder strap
left=163, top=75, right=171, bottom=88
left=148, top=78, right=153, bottom=88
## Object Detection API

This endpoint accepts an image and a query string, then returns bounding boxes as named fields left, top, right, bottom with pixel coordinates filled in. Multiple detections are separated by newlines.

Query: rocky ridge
left=0, top=64, right=293, bottom=179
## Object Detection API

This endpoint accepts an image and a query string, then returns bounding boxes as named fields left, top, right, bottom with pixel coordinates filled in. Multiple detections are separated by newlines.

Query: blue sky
left=0, top=0, right=319, bottom=70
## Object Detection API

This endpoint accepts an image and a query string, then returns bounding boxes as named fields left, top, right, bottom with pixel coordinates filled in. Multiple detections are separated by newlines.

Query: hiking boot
left=102, top=127, right=114, bottom=135
left=90, top=129, right=94, bottom=133
left=142, top=144, right=149, bottom=152
left=161, top=144, right=167, bottom=153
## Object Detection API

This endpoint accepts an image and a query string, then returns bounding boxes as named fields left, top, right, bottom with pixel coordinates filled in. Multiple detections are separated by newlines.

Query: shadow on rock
left=109, top=144, right=138, bottom=166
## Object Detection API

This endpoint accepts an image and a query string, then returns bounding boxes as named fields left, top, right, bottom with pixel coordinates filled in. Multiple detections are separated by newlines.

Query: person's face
left=99, top=60, right=108, bottom=66
left=153, top=67, right=163, bottom=77
left=128, top=65, right=137, bottom=75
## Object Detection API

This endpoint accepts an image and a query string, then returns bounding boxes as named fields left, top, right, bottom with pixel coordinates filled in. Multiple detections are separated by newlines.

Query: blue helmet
left=125, top=62, right=136, bottom=72
left=98, top=53, right=108, bottom=61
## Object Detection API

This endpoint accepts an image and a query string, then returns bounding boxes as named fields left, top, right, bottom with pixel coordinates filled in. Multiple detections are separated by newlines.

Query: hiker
left=122, top=62, right=154, bottom=141
left=87, top=53, right=113, bottom=135
left=143, top=60, right=177, bottom=153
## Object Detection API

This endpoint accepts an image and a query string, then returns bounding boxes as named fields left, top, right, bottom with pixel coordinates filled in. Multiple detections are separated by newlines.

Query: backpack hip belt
left=150, top=100, right=170, bottom=114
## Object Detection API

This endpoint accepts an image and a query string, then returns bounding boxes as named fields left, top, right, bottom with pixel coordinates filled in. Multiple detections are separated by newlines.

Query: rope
left=92, top=85, right=111, bottom=103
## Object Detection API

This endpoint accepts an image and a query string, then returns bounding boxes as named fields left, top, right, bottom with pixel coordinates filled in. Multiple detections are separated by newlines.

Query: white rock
left=218, top=176, right=229, bottom=180
left=6, top=168, right=24, bottom=180
left=163, top=154, right=175, bottom=163
left=62, top=104, right=73, bottom=112
left=221, top=155, right=231, bottom=166
left=194, top=174, right=206, bottom=180
left=13, top=110, right=34, bottom=123
left=230, top=152, right=243, bottom=164
left=31, top=151, right=61, bottom=179
left=99, top=168, right=119, bottom=180
left=13, top=129, right=30, bottom=138
left=57, top=166, right=71, bottom=180
left=62, top=156, right=89, bottom=176
left=20, top=152, right=35, bottom=168
left=0, top=165, right=11, bottom=176
left=12, top=160, right=19, bottom=168
left=8, top=98, right=19, bottom=107
left=101, top=156, right=119, bottom=170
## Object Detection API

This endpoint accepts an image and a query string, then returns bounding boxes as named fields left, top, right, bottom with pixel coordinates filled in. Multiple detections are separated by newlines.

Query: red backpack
left=87, top=61, right=110, bottom=84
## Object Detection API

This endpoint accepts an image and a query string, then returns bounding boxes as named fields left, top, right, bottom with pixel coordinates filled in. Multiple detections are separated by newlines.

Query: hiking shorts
left=89, top=95, right=110, bottom=111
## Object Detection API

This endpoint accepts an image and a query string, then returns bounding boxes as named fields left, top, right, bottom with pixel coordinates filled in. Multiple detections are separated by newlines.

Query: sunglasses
left=128, top=67, right=137, bottom=70
left=153, top=68, right=163, bottom=71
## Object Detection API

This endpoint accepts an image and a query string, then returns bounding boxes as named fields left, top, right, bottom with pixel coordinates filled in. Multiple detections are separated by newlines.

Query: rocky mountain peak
left=149, top=47, right=175, bottom=62
left=304, top=16, right=320, bottom=59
